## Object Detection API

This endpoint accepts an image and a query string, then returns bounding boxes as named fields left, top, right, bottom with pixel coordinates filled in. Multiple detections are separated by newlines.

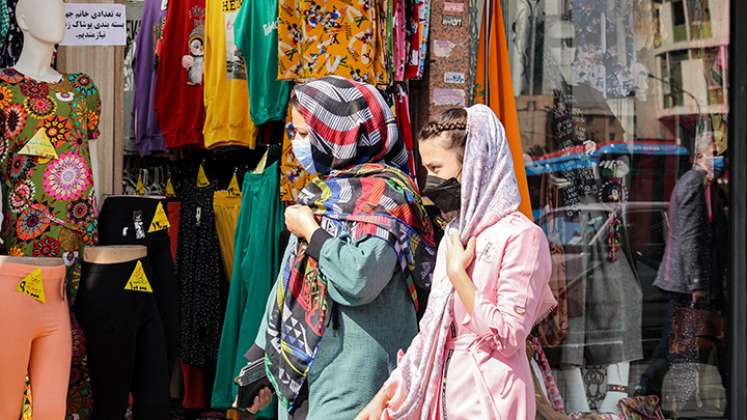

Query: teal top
left=256, top=234, right=419, bottom=420
left=234, top=0, right=291, bottom=125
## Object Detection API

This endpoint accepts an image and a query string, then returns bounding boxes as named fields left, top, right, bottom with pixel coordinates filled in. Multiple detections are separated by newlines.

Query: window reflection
left=510, top=0, right=730, bottom=417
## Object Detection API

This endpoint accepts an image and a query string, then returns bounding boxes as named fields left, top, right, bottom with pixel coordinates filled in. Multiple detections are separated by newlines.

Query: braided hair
left=418, top=108, right=468, bottom=160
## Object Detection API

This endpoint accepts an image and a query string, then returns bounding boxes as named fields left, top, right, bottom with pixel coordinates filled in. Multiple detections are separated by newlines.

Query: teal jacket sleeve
left=317, top=235, right=398, bottom=307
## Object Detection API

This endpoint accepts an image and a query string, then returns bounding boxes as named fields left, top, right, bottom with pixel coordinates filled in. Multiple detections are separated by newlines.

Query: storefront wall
left=506, top=0, right=744, bottom=417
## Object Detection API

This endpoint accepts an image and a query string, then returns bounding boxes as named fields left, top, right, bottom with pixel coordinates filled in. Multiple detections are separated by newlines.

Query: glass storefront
left=507, top=0, right=731, bottom=417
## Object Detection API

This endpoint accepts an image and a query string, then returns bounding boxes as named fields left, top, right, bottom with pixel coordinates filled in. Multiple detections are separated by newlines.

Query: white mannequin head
left=16, top=0, right=66, bottom=45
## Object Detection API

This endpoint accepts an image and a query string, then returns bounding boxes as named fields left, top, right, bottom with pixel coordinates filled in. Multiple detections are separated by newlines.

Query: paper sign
left=148, top=202, right=170, bottom=233
left=433, top=88, right=466, bottom=106
left=444, top=72, right=466, bottom=84
left=165, top=178, right=176, bottom=198
left=196, top=164, right=210, bottom=188
left=442, top=15, right=463, bottom=27
left=433, top=40, right=456, bottom=58
left=443, top=2, right=465, bottom=13
left=124, top=261, right=153, bottom=293
left=62, top=4, right=127, bottom=46
left=16, top=269, right=46, bottom=303
left=227, top=173, right=241, bottom=197
left=18, top=128, right=59, bottom=161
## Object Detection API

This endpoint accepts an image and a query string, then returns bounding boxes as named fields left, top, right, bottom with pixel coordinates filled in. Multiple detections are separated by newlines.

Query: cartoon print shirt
left=277, top=0, right=389, bottom=86
left=0, top=68, right=101, bottom=257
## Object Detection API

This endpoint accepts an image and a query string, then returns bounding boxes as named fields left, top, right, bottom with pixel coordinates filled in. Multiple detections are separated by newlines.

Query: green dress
left=0, top=68, right=100, bottom=420
left=234, top=0, right=291, bottom=125
left=212, top=162, right=284, bottom=411
left=256, top=234, right=419, bottom=420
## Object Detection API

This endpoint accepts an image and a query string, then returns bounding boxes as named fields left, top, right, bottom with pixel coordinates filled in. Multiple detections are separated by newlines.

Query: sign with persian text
left=62, top=4, right=127, bottom=46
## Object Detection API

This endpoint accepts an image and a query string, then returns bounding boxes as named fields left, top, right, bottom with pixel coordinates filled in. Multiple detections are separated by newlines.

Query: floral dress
left=0, top=67, right=100, bottom=420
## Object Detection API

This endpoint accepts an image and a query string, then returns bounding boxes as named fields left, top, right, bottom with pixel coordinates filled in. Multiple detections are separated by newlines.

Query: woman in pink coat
left=357, top=105, right=557, bottom=420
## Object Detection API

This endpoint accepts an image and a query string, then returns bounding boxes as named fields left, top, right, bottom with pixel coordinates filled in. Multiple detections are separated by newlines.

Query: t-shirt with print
left=234, top=0, right=290, bottom=125
left=154, top=0, right=205, bottom=149
left=203, top=0, right=257, bottom=149
left=0, top=68, right=101, bottom=257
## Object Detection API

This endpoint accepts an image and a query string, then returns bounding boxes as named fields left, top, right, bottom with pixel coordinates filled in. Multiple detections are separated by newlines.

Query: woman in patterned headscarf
left=357, top=105, right=557, bottom=420
left=249, top=76, right=436, bottom=419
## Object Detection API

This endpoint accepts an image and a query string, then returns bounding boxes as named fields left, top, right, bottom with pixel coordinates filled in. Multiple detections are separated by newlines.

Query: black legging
left=75, top=257, right=170, bottom=419
left=97, top=196, right=179, bottom=372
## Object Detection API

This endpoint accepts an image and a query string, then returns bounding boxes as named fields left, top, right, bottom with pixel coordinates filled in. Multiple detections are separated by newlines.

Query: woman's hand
left=285, top=204, right=320, bottom=242
left=248, top=387, right=273, bottom=414
left=446, top=232, right=476, bottom=280
left=445, top=232, right=477, bottom=313
left=355, top=389, right=390, bottom=420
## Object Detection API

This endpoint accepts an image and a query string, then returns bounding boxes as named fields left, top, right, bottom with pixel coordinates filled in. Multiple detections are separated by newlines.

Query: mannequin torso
left=83, top=245, right=148, bottom=265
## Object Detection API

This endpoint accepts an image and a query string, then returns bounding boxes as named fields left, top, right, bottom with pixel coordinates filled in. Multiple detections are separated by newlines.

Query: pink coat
left=384, top=212, right=555, bottom=419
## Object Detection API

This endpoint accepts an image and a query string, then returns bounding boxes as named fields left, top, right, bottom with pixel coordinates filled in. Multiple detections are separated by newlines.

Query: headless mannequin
left=13, top=0, right=64, bottom=83
left=83, top=245, right=148, bottom=265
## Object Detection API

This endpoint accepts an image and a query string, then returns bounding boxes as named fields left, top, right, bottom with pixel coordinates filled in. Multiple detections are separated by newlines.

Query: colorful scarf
left=264, top=77, right=436, bottom=412
left=385, top=105, right=556, bottom=419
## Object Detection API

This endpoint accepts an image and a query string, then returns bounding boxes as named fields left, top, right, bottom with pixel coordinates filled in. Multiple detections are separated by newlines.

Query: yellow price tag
left=124, top=261, right=153, bottom=293
left=227, top=173, right=241, bottom=197
left=18, top=129, right=58, bottom=161
left=148, top=202, right=171, bottom=233
left=165, top=178, right=176, bottom=198
left=16, top=268, right=46, bottom=303
left=196, top=164, right=210, bottom=188
left=136, top=174, right=145, bottom=195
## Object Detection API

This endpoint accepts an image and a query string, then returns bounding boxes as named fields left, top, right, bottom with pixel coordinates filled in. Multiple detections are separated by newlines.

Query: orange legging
left=0, top=256, right=71, bottom=419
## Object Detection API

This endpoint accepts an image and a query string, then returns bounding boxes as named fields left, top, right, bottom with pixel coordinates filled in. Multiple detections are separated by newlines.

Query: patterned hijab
left=265, top=77, right=436, bottom=412
left=385, top=105, right=544, bottom=419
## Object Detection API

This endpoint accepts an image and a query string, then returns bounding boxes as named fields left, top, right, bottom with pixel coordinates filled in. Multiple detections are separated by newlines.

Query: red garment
left=167, top=201, right=181, bottom=261
left=180, top=362, right=209, bottom=410
left=154, top=0, right=205, bottom=148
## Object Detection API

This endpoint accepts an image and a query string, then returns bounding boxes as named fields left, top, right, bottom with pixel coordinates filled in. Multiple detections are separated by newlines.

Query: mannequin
left=13, top=0, right=64, bottom=82
left=83, top=245, right=148, bottom=265
left=0, top=255, right=70, bottom=419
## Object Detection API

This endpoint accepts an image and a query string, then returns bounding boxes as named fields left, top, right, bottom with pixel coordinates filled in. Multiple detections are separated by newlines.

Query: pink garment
left=385, top=212, right=554, bottom=419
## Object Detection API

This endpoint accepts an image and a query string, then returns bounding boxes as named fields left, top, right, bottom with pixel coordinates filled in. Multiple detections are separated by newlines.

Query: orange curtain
left=475, top=0, right=533, bottom=219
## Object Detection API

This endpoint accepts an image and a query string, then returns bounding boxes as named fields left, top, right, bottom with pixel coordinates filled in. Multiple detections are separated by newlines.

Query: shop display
left=0, top=0, right=739, bottom=418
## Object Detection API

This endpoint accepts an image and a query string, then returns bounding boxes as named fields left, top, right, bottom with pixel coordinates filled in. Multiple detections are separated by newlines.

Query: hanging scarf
left=384, top=105, right=557, bottom=419
left=264, top=77, right=436, bottom=412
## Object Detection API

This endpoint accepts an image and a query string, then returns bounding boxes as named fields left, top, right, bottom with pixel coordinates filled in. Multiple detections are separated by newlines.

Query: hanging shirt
left=234, top=0, right=290, bottom=125
left=133, top=0, right=167, bottom=157
left=154, top=0, right=206, bottom=149
left=124, top=0, right=144, bottom=156
left=202, top=0, right=257, bottom=149
left=277, top=0, right=389, bottom=86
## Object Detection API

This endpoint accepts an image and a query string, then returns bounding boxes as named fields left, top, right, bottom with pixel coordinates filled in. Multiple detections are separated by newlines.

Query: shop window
left=510, top=0, right=731, bottom=416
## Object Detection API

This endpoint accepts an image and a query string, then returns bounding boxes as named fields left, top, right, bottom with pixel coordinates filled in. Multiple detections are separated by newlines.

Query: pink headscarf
left=384, top=105, right=549, bottom=419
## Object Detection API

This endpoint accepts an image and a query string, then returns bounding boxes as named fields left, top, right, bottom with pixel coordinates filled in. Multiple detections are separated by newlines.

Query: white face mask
left=292, top=134, right=317, bottom=175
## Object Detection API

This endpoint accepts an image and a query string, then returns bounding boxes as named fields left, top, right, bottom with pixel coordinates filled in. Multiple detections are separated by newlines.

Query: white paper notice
left=62, top=4, right=127, bottom=46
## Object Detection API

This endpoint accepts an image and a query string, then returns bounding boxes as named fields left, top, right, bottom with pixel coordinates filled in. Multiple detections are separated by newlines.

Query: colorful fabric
left=529, top=335, right=566, bottom=413
left=0, top=68, right=100, bottom=259
left=264, top=77, right=435, bottom=411
left=277, top=0, right=389, bottom=85
left=405, top=0, right=431, bottom=80
left=381, top=105, right=556, bottom=419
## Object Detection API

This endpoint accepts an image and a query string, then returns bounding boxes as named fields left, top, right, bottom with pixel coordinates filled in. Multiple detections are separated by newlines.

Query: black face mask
left=423, top=175, right=461, bottom=214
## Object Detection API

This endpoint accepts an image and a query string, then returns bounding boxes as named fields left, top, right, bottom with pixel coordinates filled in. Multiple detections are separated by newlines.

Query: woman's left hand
left=446, top=232, right=476, bottom=281
left=285, top=204, right=320, bottom=241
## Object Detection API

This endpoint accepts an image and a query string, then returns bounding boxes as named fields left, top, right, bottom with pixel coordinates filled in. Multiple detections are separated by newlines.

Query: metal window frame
left=729, top=0, right=747, bottom=418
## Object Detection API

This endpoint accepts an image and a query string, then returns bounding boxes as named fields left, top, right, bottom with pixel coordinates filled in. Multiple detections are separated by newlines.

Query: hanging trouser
left=75, top=256, right=170, bottom=419
left=213, top=190, right=243, bottom=280
left=97, top=196, right=179, bottom=374
left=212, top=162, right=283, bottom=411
left=167, top=200, right=182, bottom=261
left=0, top=257, right=71, bottom=420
